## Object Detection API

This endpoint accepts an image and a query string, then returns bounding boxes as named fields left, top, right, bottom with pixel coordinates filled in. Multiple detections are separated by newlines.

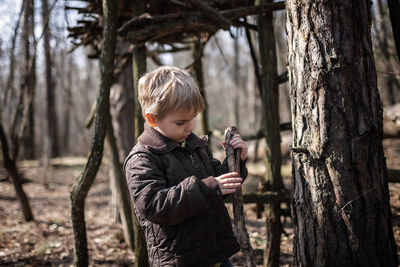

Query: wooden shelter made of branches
left=66, top=0, right=285, bottom=60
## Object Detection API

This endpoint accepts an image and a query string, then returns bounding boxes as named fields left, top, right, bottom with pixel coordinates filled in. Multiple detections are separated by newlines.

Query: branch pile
left=66, top=0, right=284, bottom=57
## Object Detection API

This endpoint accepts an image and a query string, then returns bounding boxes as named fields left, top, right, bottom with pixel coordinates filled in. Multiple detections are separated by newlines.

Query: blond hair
left=138, top=66, right=204, bottom=119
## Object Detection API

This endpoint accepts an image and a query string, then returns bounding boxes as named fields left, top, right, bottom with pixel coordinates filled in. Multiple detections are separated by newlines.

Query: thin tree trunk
left=131, top=1, right=149, bottom=266
left=69, top=0, right=116, bottom=266
left=387, top=0, right=400, bottom=64
left=22, top=0, right=35, bottom=159
left=3, top=2, right=24, bottom=109
left=111, top=56, right=135, bottom=159
left=42, top=0, right=59, bottom=157
left=233, top=37, right=240, bottom=128
left=286, top=1, right=398, bottom=266
left=0, top=123, right=33, bottom=221
left=106, top=123, right=135, bottom=251
left=193, top=39, right=210, bottom=145
left=62, top=55, right=73, bottom=154
left=375, top=0, right=398, bottom=105
left=257, top=0, right=283, bottom=266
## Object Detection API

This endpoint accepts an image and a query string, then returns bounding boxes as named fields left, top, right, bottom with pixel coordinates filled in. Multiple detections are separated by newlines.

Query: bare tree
left=69, top=0, right=116, bottom=265
left=286, top=1, right=398, bottom=266
left=42, top=0, right=59, bottom=157
left=387, top=0, right=400, bottom=64
left=131, top=0, right=149, bottom=266
left=0, top=123, right=34, bottom=222
left=257, top=0, right=283, bottom=266
left=21, top=0, right=36, bottom=159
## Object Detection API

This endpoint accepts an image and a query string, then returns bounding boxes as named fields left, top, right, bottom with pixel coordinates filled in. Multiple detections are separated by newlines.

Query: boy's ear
left=145, top=113, right=157, bottom=127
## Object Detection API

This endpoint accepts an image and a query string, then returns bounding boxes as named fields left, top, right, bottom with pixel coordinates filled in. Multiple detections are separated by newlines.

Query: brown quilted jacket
left=123, top=124, right=247, bottom=266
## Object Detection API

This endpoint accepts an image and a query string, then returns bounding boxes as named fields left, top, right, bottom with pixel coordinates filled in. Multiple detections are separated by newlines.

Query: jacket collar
left=138, top=123, right=207, bottom=153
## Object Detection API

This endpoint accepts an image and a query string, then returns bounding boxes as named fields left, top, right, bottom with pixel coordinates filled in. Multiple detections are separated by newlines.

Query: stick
left=224, top=126, right=256, bottom=267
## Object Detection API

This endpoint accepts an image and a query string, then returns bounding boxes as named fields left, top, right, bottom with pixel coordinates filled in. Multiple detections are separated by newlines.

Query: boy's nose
left=185, top=126, right=193, bottom=133
left=185, top=122, right=194, bottom=133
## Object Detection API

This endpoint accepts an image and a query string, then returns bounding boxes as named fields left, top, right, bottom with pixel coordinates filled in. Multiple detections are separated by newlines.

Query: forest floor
left=0, top=138, right=399, bottom=266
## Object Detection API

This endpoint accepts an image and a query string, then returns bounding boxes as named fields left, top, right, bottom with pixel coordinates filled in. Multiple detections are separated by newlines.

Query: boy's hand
left=222, top=134, right=248, bottom=161
left=214, top=172, right=243, bottom=195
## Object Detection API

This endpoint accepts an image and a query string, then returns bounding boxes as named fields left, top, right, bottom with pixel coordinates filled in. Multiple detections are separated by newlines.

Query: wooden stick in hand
left=224, top=126, right=256, bottom=267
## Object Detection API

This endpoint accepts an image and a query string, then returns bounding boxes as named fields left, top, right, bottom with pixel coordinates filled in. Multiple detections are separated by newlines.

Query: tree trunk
left=42, top=0, right=59, bottom=157
left=106, top=123, right=135, bottom=251
left=387, top=0, right=400, bottom=64
left=111, top=57, right=135, bottom=159
left=257, top=0, right=283, bottom=266
left=374, top=0, right=399, bottom=105
left=22, top=0, right=35, bottom=159
left=192, top=39, right=210, bottom=145
left=131, top=1, right=149, bottom=266
left=62, top=55, right=73, bottom=154
left=286, top=1, right=398, bottom=266
left=69, top=0, right=116, bottom=266
left=233, top=37, right=240, bottom=128
left=0, top=123, right=34, bottom=221
left=3, top=2, right=24, bottom=109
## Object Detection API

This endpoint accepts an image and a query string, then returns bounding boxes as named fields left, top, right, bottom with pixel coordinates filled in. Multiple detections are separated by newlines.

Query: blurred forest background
left=0, top=0, right=398, bottom=157
left=0, top=0, right=400, bottom=266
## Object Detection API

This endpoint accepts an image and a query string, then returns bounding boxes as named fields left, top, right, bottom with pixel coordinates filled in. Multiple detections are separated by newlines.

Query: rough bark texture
left=225, top=126, right=256, bottom=267
left=42, top=0, right=59, bottom=157
left=131, top=1, right=149, bottom=266
left=286, top=1, right=398, bottom=266
left=257, top=0, right=283, bottom=266
left=69, top=0, right=116, bottom=266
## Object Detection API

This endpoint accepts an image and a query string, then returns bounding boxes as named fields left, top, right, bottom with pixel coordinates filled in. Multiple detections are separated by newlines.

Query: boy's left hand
left=222, top=134, right=248, bottom=161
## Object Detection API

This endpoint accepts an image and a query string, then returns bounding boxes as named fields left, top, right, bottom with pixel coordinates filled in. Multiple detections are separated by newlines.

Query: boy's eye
left=176, top=122, right=184, bottom=126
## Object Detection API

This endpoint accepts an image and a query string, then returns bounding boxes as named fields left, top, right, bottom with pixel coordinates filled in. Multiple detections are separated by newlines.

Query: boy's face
left=151, top=109, right=197, bottom=142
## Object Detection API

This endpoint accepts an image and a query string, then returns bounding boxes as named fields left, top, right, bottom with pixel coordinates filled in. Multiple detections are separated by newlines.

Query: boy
left=124, top=66, right=248, bottom=267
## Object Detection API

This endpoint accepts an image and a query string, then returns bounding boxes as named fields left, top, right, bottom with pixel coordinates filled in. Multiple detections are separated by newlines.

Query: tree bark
left=257, top=0, right=283, bottom=266
left=286, top=1, right=398, bottom=266
left=111, top=57, right=135, bottom=159
left=387, top=0, right=400, bottom=65
left=69, top=0, right=116, bottom=266
left=374, top=0, right=400, bottom=105
left=22, top=0, right=36, bottom=159
left=42, top=0, right=59, bottom=157
left=106, top=123, right=135, bottom=251
left=225, top=126, right=256, bottom=267
left=131, top=1, right=149, bottom=266
left=233, top=37, right=241, bottom=129
left=192, top=39, right=210, bottom=145
left=0, top=123, right=34, bottom=222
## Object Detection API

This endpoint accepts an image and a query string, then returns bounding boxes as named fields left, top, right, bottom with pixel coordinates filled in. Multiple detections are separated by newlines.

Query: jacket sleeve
left=124, top=152, right=222, bottom=226
left=205, top=146, right=248, bottom=180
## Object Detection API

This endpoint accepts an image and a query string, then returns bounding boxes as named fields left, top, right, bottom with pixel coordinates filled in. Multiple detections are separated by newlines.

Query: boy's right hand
left=214, top=172, right=243, bottom=195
